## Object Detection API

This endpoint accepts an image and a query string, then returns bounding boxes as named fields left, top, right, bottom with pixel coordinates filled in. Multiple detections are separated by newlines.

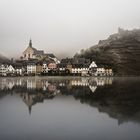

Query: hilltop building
left=22, top=39, right=44, bottom=60
left=21, top=39, right=60, bottom=64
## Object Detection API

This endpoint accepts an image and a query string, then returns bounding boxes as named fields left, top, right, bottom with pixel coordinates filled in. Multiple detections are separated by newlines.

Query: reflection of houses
left=89, top=86, right=97, bottom=93
left=0, top=77, right=114, bottom=115
left=4, top=77, right=140, bottom=125
left=7, top=77, right=139, bottom=125
left=0, top=77, right=113, bottom=92
left=71, top=79, right=89, bottom=86
left=0, top=78, right=21, bottom=90
left=27, top=79, right=37, bottom=89
left=0, top=78, right=7, bottom=89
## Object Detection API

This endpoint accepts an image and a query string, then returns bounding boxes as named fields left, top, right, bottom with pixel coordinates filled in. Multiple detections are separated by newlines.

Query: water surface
left=0, top=77, right=140, bottom=140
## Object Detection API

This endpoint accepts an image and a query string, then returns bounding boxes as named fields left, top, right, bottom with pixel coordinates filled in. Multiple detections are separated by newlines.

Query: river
left=0, top=77, right=140, bottom=140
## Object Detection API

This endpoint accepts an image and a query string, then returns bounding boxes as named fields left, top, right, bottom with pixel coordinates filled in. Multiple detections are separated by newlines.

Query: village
left=0, top=39, right=113, bottom=77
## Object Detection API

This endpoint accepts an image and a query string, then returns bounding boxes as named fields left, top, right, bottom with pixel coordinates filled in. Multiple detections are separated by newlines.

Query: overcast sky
left=0, top=0, right=140, bottom=58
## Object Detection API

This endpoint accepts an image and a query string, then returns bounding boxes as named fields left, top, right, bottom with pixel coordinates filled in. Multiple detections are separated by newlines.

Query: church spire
left=29, top=106, right=32, bottom=115
left=29, top=38, right=32, bottom=47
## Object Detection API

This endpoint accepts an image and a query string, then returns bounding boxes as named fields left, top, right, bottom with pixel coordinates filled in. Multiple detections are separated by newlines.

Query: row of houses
left=0, top=64, right=24, bottom=76
left=0, top=58, right=113, bottom=77
left=56, top=58, right=113, bottom=76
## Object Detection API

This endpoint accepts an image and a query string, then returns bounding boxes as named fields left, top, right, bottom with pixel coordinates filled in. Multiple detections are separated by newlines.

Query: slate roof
left=46, top=53, right=56, bottom=58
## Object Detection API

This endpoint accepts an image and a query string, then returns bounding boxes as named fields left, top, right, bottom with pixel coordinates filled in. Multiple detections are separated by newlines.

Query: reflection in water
left=0, top=77, right=113, bottom=114
left=0, top=77, right=140, bottom=140
left=0, top=77, right=140, bottom=125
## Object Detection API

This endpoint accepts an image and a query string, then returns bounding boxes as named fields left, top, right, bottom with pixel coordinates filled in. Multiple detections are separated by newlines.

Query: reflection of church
left=0, top=77, right=113, bottom=114
left=22, top=91, right=57, bottom=114
left=22, top=94, right=36, bottom=114
left=1, top=77, right=140, bottom=125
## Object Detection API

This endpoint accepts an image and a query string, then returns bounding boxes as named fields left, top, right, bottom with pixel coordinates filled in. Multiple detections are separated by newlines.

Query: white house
left=42, top=62, right=49, bottom=74
left=0, top=64, right=8, bottom=76
left=95, top=68, right=106, bottom=76
left=89, top=61, right=98, bottom=76
left=105, top=69, right=113, bottom=76
left=7, top=65, right=15, bottom=75
left=15, top=66, right=24, bottom=76
left=95, top=68, right=113, bottom=76
left=89, top=61, right=97, bottom=68
left=27, top=62, right=37, bottom=75
left=81, top=68, right=89, bottom=76
left=72, top=66, right=89, bottom=76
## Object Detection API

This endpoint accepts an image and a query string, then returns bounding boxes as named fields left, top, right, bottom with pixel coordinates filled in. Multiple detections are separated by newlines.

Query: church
left=21, top=39, right=59, bottom=63
left=22, top=39, right=45, bottom=60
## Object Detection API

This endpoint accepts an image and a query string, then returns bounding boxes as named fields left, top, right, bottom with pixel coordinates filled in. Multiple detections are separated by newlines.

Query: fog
left=0, top=0, right=140, bottom=59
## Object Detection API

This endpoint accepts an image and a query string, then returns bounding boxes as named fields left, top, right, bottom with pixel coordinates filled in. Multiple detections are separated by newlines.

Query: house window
left=24, top=54, right=26, bottom=58
left=28, top=54, right=30, bottom=58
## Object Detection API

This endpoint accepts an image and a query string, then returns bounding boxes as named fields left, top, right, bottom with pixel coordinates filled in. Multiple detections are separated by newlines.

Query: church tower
left=22, top=39, right=37, bottom=60
left=29, top=39, right=32, bottom=48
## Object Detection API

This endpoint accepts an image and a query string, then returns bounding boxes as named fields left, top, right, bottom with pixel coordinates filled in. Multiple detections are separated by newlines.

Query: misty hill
left=0, top=54, right=9, bottom=63
left=75, top=28, right=140, bottom=76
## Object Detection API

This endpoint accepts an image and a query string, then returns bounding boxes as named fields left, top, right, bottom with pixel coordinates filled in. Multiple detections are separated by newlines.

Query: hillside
left=75, top=28, right=140, bottom=76
left=0, top=54, right=9, bottom=63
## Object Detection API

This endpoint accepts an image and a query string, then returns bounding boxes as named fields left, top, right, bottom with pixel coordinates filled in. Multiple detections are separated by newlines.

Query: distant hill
left=74, top=28, right=140, bottom=76
left=0, top=54, right=9, bottom=63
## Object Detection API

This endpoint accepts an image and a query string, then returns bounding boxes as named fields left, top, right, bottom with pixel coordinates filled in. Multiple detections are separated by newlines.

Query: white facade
left=72, top=68, right=89, bottom=74
left=105, top=69, right=113, bottom=76
left=89, top=61, right=97, bottom=68
left=59, top=68, right=65, bottom=71
left=89, top=61, right=98, bottom=76
left=0, top=64, right=8, bottom=76
left=95, top=68, right=113, bottom=76
left=95, top=68, right=106, bottom=76
left=27, top=65, right=36, bottom=74
left=42, top=63, right=49, bottom=73
left=27, top=79, right=36, bottom=89
left=7, top=65, right=15, bottom=74
left=15, top=68, right=23, bottom=75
